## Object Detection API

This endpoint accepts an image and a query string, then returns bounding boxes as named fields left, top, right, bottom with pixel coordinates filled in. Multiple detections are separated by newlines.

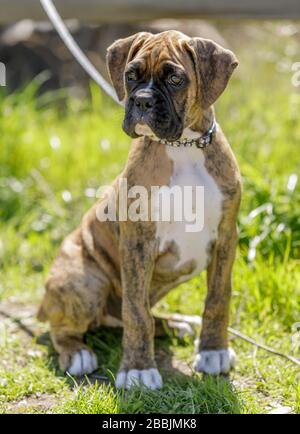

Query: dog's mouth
left=122, top=88, right=183, bottom=142
left=134, top=122, right=155, bottom=137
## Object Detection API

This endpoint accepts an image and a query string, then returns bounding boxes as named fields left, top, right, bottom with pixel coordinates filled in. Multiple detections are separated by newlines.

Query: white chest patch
left=155, top=146, right=223, bottom=277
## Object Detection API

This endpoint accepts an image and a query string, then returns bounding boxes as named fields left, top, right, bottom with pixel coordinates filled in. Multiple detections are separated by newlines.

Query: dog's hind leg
left=39, top=285, right=100, bottom=376
left=38, top=230, right=111, bottom=376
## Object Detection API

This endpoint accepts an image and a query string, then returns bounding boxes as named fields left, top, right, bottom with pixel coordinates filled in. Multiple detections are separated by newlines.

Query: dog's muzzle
left=123, top=86, right=183, bottom=141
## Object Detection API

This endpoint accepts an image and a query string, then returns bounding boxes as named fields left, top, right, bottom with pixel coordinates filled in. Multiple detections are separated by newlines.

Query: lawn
left=0, top=23, right=300, bottom=414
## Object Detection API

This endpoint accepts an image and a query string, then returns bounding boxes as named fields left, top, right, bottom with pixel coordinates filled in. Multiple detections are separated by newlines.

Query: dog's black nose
left=134, top=92, right=153, bottom=112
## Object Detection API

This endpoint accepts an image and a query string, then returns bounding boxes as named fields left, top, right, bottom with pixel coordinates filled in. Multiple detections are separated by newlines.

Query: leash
left=40, top=0, right=120, bottom=105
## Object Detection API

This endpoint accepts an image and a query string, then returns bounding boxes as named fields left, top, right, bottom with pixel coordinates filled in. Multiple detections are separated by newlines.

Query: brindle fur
left=38, top=30, right=241, bottom=380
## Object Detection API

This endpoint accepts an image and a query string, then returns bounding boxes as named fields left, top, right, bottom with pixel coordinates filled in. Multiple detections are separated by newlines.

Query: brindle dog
left=38, top=31, right=241, bottom=390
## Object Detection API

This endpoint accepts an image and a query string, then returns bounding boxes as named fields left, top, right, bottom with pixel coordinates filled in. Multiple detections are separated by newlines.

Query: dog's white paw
left=66, top=349, right=98, bottom=376
left=193, top=348, right=236, bottom=375
left=115, top=368, right=163, bottom=390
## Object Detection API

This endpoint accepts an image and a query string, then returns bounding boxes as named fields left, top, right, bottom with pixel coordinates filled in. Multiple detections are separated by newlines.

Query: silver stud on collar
left=160, top=119, right=217, bottom=149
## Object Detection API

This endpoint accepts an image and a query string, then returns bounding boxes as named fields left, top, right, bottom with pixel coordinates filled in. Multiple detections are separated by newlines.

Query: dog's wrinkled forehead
left=127, top=31, right=189, bottom=73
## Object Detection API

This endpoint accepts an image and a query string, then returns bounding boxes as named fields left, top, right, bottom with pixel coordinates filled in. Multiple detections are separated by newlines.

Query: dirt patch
left=4, top=393, right=59, bottom=414
left=0, top=298, right=44, bottom=338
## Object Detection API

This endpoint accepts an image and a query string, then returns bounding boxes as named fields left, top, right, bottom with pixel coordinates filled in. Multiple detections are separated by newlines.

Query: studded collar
left=159, top=119, right=217, bottom=149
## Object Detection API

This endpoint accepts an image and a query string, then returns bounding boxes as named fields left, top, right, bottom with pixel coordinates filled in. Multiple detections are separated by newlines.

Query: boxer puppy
left=38, top=30, right=241, bottom=390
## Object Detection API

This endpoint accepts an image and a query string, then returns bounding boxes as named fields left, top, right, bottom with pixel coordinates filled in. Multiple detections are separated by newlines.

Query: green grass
left=0, top=24, right=300, bottom=413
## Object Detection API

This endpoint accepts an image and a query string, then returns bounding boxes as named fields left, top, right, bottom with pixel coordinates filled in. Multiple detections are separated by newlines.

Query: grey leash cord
left=40, top=0, right=121, bottom=105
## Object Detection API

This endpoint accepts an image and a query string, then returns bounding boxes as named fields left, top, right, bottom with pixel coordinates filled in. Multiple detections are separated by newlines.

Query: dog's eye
left=127, top=71, right=138, bottom=82
left=168, top=75, right=183, bottom=86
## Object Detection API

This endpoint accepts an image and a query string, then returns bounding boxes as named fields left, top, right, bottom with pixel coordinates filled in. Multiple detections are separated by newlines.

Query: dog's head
left=106, top=31, right=238, bottom=141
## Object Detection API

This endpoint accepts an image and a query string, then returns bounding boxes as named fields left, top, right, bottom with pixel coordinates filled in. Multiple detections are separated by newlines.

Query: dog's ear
left=186, top=38, right=238, bottom=109
left=106, top=32, right=151, bottom=101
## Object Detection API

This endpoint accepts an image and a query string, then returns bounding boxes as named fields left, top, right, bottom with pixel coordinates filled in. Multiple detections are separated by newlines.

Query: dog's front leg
left=115, top=223, right=162, bottom=390
left=194, top=220, right=238, bottom=376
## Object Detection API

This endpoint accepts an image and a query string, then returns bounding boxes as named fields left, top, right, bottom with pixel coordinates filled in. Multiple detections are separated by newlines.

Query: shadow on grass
left=0, top=302, right=244, bottom=413
left=36, top=327, right=244, bottom=414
